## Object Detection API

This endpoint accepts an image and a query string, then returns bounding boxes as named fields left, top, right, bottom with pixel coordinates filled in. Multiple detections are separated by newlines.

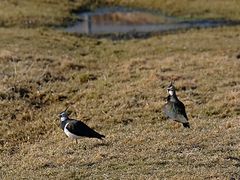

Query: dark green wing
left=162, top=101, right=188, bottom=123
left=175, top=100, right=188, bottom=120
left=67, top=120, right=105, bottom=139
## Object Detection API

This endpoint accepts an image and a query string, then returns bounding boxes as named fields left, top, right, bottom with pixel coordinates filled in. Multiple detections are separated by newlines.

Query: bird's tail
left=99, top=134, right=105, bottom=140
left=183, top=122, right=190, bottom=128
left=97, top=134, right=105, bottom=140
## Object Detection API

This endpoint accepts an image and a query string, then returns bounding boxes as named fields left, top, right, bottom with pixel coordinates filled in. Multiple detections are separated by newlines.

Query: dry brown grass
left=1, top=26, right=240, bottom=179
left=113, top=0, right=240, bottom=20
left=0, top=0, right=240, bottom=179
left=0, top=0, right=240, bottom=27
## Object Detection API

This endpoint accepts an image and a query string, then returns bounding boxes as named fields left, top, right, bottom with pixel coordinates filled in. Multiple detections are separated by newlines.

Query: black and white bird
left=162, top=82, right=190, bottom=128
left=59, top=111, right=105, bottom=143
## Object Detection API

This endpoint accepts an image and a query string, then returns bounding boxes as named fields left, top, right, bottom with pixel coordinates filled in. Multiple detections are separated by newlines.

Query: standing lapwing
left=162, top=82, right=190, bottom=128
left=59, top=110, right=105, bottom=143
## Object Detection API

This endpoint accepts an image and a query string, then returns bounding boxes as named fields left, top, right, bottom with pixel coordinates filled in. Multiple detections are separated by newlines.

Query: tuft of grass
left=78, top=73, right=98, bottom=84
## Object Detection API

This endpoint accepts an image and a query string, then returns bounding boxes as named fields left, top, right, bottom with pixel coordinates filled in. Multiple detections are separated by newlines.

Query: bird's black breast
left=60, top=120, right=68, bottom=130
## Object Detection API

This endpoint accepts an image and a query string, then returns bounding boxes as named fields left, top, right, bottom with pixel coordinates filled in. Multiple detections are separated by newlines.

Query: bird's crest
left=64, top=106, right=69, bottom=112
left=167, top=81, right=175, bottom=89
left=59, top=106, right=70, bottom=117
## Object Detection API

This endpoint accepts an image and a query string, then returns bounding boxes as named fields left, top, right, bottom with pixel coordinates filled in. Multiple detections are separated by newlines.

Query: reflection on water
left=64, top=7, right=240, bottom=35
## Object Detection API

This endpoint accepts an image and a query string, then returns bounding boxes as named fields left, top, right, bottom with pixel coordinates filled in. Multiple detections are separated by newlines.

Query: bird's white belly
left=64, top=123, right=81, bottom=139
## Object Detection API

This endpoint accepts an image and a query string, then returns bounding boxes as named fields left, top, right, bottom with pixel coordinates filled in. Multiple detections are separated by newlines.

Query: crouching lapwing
left=162, top=82, right=190, bottom=128
left=59, top=110, right=105, bottom=143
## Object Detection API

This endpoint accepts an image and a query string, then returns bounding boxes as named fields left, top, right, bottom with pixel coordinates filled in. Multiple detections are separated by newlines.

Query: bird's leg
left=75, top=139, right=78, bottom=144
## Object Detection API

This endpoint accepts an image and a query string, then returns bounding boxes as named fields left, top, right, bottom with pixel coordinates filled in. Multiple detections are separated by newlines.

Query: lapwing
left=162, top=82, right=190, bottom=128
left=59, top=111, right=105, bottom=143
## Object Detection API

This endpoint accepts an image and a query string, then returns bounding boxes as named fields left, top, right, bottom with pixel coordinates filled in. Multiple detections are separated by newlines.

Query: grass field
left=0, top=0, right=240, bottom=179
